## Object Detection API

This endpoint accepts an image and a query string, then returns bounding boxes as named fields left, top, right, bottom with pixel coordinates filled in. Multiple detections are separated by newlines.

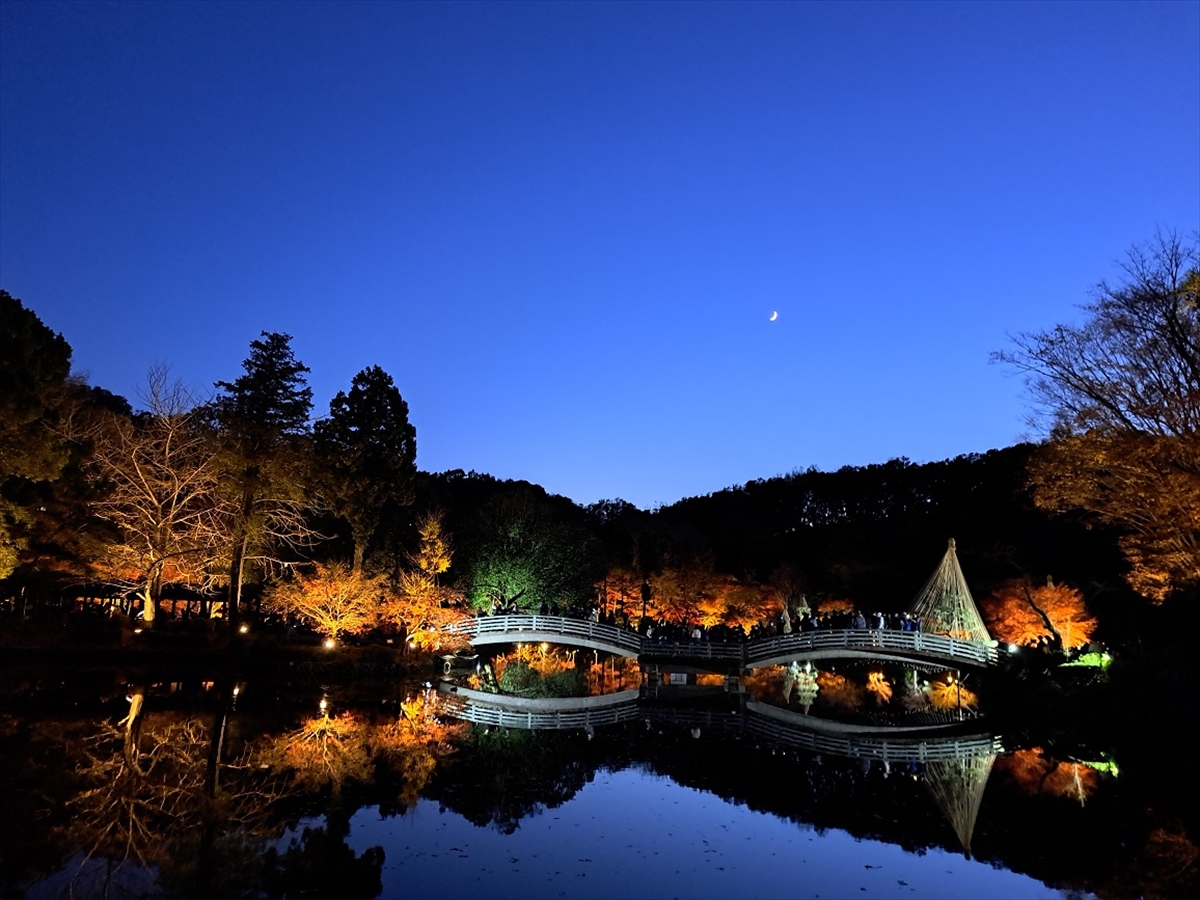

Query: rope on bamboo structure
left=909, top=538, right=992, bottom=644
left=924, top=752, right=997, bottom=859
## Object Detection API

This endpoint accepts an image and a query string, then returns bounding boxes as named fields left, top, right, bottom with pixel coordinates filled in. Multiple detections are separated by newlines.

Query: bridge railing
left=742, top=712, right=1003, bottom=761
left=639, top=639, right=746, bottom=661
left=446, top=614, right=645, bottom=655
left=442, top=696, right=643, bottom=730
left=745, top=629, right=999, bottom=667
left=447, top=615, right=999, bottom=667
left=441, top=693, right=1003, bottom=761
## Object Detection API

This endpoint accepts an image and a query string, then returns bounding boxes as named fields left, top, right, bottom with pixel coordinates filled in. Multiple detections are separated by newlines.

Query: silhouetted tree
left=211, top=332, right=315, bottom=628
left=315, top=365, right=417, bottom=574
left=0, top=290, right=72, bottom=578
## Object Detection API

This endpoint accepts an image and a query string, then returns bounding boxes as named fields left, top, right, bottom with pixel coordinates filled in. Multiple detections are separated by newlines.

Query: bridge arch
left=448, top=615, right=1000, bottom=670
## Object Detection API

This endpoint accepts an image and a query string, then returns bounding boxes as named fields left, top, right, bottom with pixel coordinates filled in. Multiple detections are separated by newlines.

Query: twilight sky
left=2, top=1, right=1197, bottom=510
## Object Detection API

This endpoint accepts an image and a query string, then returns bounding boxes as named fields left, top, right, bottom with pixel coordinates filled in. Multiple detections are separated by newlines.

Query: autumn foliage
left=264, top=562, right=381, bottom=640
left=260, top=693, right=468, bottom=807
left=927, top=675, right=978, bottom=711
left=865, top=671, right=893, bottom=706
left=995, top=747, right=1100, bottom=804
left=982, top=578, right=1098, bottom=651
left=815, top=671, right=864, bottom=710
left=1031, top=433, right=1200, bottom=603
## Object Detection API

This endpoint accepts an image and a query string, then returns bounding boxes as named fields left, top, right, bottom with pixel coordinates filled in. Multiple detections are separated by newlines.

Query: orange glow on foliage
left=494, top=644, right=576, bottom=682
left=818, top=598, right=855, bottom=614
left=264, top=562, right=380, bottom=640
left=381, top=570, right=472, bottom=652
left=927, top=675, right=978, bottom=710
left=640, top=561, right=780, bottom=630
left=982, top=579, right=1098, bottom=651
left=995, top=747, right=1099, bottom=803
left=816, top=671, right=863, bottom=710
left=741, top=666, right=787, bottom=704
left=865, top=671, right=893, bottom=706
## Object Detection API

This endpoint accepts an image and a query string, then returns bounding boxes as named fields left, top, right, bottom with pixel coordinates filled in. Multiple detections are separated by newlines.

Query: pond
left=2, top=658, right=1192, bottom=899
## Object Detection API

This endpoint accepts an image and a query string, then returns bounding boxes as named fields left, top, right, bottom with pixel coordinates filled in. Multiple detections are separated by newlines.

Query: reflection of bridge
left=448, top=614, right=1000, bottom=670
left=437, top=683, right=1003, bottom=763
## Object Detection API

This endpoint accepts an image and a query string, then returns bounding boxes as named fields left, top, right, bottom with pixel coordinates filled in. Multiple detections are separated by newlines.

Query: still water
left=1, top=663, right=1186, bottom=899
left=346, top=769, right=1059, bottom=899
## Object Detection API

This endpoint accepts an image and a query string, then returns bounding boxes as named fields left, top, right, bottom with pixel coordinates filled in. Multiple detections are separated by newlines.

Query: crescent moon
left=769, top=310, right=778, bottom=321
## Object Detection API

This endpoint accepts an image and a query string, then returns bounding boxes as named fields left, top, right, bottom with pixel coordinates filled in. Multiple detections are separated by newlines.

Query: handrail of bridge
left=744, top=629, right=1000, bottom=667
left=743, top=713, right=1003, bottom=762
left=447, top=615, right=999, bottom=667
left=439, top=690, right=1002, bottom=762
left=639, top=639, right=746, bottom=661
left=447, top=614, right=645, bottom=654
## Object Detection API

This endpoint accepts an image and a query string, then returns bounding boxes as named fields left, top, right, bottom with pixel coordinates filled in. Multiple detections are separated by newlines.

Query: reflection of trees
left=14, top=675, right=1199, bottom=900
left=372, top=695, right=470, bottom=810
left=56, top=688, right=287, bottom=897
left=263, top=808, right=385, bottom=900
left=427, top=727, right=600, bottom=833
left=29, top=685, right=470, bottom=898
left=259, top=693, right=468, bottom=810
left=815, top=671, right=864, bottom=711
left=260, top=712, right=376, bottom=800
left=865, top=671, right=893, bottom=706
left=927, top=674, right=978, bottom=712
left=995, top=747, right=1100, bottom=805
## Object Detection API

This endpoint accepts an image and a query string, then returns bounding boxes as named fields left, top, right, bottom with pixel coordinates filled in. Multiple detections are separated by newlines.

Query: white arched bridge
left=445, top=613, right=1001, bottom=671
left=437, top=683, right=1003, bottom=763
left=449, top=540, right=1003, bottom=671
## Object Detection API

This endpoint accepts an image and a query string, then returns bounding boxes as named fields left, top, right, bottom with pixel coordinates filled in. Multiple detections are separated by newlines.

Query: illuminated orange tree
left=598, top=566, right=644, bottom=625
left=928, top=673, right=978, bottom=711
left=380, top=510, right=471, bottom=651
left=982, top=577, right=1098, bottom=651
left=647, top=559, right=777, bottom=632
left=264, top=562, right=381, bottom=640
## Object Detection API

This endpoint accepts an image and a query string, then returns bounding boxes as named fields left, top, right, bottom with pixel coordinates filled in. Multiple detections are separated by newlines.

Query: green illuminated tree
left=315, top=365, right=416, bottom=574
left=463, top=489, right=603, bottom=613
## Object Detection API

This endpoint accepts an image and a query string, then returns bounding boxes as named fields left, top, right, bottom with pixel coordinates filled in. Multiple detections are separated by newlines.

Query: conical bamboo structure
left=924, top=753, right=997, bottom=859
left=909, top=538, right=991, bottom=643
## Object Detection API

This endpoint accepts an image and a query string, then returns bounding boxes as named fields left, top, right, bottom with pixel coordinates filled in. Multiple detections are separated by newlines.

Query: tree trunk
left=227, top=534, right=245, bottom=633
left=122, top=686, right=145, bottom=774
left=141, top=564, right=162, bottom=629
left=226, top=487, right=255, bottom=633
left=1021, top=582, right=1063, bottom=652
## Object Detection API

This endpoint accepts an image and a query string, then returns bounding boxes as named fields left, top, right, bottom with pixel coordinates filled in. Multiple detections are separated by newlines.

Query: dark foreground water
left=342, top=769, right=1058, bottom=899
left=2, top=664, right=1193, bottom=899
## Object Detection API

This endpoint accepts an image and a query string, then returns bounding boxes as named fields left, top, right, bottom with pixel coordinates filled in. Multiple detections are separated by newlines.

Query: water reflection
left=4, top=669, right=1193, bottom=899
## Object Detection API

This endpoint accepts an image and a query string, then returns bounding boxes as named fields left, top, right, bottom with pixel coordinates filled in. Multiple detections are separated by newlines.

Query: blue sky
left=2, top=1, right=1197, bottom=509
